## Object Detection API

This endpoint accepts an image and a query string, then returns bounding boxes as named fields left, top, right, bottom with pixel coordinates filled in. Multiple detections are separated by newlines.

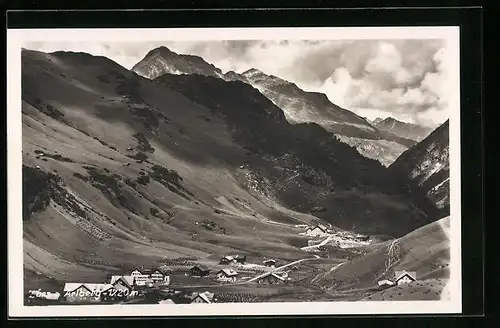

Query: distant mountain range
left=373, top=117, right=434, bottom=142
left=132, top=46, right=418, bottom=166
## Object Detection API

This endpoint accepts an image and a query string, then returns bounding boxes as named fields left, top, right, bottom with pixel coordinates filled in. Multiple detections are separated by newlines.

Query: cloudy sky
left=25, top=39, right=451, bottom=127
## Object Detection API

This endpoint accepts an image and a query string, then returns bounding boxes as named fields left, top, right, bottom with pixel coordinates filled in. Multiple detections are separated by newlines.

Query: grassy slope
left=22, top=50, right=310, bottom=288
left=21, top=50, right=445, bottom=300
left=314, top=216, right=450, bottom=297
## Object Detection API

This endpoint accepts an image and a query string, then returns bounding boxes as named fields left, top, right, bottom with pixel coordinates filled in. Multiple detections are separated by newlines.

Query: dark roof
left=154, top=266, right=172, bottom=275
left=234, top=255, right=246, bottom=259
left=131, top=267, right=147, bottom=274
left=191, top=265, right=209, bottom=271
left=394, top=271, right=417, bottom=282
left=131, top=266, right=172, bottom=275
left=258, top=272, right=285, bottom=281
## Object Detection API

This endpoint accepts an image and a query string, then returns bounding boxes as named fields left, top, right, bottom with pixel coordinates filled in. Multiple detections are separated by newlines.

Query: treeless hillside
left=314, top=216, right=450, bottom=297
left=21, top=49, right=442, bottom=291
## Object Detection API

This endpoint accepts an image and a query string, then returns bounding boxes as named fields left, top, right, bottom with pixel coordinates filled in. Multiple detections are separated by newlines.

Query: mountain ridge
left=131, top=46, right=417, bottom=166
left=389, top=120, right=450, bottom=213
left=375, top=117, right=434, bottom=142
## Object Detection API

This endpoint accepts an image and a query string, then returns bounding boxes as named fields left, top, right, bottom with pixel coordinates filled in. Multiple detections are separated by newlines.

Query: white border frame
left=7, top=27, right=461, bottom=317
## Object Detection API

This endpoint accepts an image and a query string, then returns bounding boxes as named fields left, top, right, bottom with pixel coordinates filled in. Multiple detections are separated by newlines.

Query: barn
left=190, top=265, right=210, bottom=277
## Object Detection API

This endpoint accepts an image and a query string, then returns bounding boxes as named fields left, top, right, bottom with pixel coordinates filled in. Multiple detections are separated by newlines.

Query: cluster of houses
left=60, top=266, right=172, bottom=303
left=377, top=270, right=417, bottom=289
left=190, top=255, right=279, bottom=283
left=303, top=223, right=332, bottom=237
left=303, top=223, right=370, bottom=242
left=219, top=255, right=247, bottom=265
left=28, top=255, right=291, bottom=305
left=188, top=256, right=283, bottom=285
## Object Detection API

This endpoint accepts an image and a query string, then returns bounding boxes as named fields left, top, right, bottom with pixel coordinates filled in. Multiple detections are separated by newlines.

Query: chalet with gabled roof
left=216, top=268, right=238, bottom=282
left=110, top=276, right=136, bottom=293
left=263, top=259, right=276, bottom=267
left=63, top=283, right=112, bottom=303
left=394, top=271, right=417, bottom=285
left=257, top=272, right=286, bottom=285
left=128, top=266, right=170, bottom=285
left=150, top=267, right=171, bottom=284
left=305, top=224, right=329, bottom=237
left=219, top=255, right=235, bottom=265
left=190, top=265, right=210, bottom=277
left=190, top=291, right=214, bottom=304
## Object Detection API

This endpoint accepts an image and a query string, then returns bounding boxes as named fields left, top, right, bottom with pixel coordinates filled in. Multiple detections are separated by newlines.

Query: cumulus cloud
left=24, top=39, right=451, bottom=127
left=304, top=40, right=448, bottom=126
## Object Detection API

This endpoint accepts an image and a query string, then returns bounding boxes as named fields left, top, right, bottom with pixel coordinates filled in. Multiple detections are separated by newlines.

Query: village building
left=234, top=255, right=247, bottom=264
left=257, top=272, right=286, bottom=285
left=394, top=271, right=417, bottom=285
left=110, top=276, right=135, bottom=292
left=304, top=224, right=329, bottom=237
left=190, top=291, right=214, bottom=304
left=355, top=234, right=370, bottom=241
left=190, top=265, right=210, bottom=277
left=377, top=279, right=395, bottom=289
left=216, top=268, right=238, bottom=282
left=150, top=267, right=172, bottom=284
left=159, top=299, right=176, bottom=304
left=219, top=255, right=235, bottom=265
left=128, top=267, right=170, bottom=286
left=263, top=259, right=277, bottom=267
left=129, top=268, right=151, bottom=286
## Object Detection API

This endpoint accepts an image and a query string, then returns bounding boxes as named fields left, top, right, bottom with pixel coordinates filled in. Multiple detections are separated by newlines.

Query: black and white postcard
left=7, top=27, right=461, bottom=317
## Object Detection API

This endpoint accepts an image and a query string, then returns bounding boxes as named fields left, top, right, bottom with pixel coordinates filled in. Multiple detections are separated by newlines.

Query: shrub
left=132, top=133, right=155, bottom=153
left=136, top=175, right=150, bottom=185
left=127, top=152, right=148, bottom=161
left=124, top=178, right=137, bottom=189
left=73, top=172, right=88, bottom=181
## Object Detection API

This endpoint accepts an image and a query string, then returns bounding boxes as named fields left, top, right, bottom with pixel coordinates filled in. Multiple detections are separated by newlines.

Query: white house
left=190, top=291, right=214, bottom=304
left=129, top=267, right=170, bottom=286
left=219, top=255, right=235, bottom=265
left=377, top=279, right=395, bottom=288
left=305, top=225, right=329, bottom=237
left=150, top=267, right=171, bottom=285
left=216, top=268, right=238, bottom=282
left=263, top=259, right=277, bottom=267
left=130, top=268, right=150, bottom=286
left=110, top=275, right=135, bottom=287
left=394, top=271, right=417, bottom=285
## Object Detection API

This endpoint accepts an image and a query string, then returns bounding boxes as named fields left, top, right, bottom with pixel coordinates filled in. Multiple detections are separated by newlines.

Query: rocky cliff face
left=389, top=120, right=450, bottom=213
left=132, top=46, right=224, bottom=80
